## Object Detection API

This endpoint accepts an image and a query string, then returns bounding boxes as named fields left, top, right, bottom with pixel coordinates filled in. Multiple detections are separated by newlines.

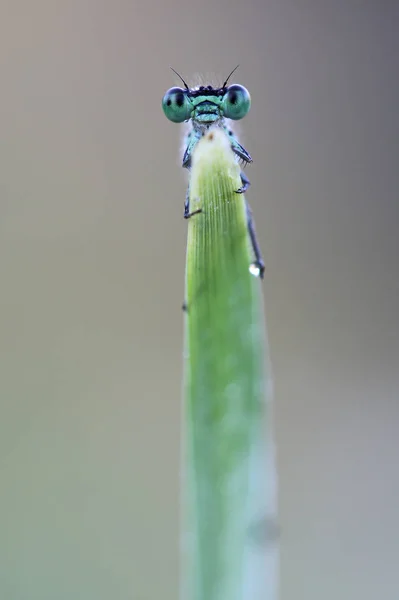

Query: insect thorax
left=191, top=113, right=225, bottom=133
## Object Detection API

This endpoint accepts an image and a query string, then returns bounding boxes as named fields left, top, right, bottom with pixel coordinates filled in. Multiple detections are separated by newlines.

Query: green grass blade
left=182, top=128, right=278, bottom=600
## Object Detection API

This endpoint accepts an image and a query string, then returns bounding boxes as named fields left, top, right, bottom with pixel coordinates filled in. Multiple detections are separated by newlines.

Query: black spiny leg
left=184, top=183, right=202, bottom=219
left=184, top=185, right=190, bottom=218
left=182, top=145, right=202, bottom=219
left=235, top=170, right=251, bottom=194
left=227, top=137, right=263, bottom=277
left=233, top=170, right=264, bottom=278
left=246, top=201, right=265, bottom=279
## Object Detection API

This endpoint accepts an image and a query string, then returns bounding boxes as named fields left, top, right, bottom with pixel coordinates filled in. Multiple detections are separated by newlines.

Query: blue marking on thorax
left=192, top=108, right=224, bottom=131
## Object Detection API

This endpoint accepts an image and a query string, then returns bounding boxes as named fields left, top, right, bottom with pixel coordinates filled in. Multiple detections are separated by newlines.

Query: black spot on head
left=166, top=99, right=172, bottom=106
left=175, top=92, right=184, bottom=107
left=229, top=90, right=238, bottom=104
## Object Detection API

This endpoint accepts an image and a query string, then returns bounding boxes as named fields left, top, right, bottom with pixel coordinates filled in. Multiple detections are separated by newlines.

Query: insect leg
left=184, top=183, right=202, bottom=219
left=182, top=137, right=202, bottom=219
left=235, top=170, right=251, bottom=194
left=184, top=184, right=190, bottom=218
left=245, top=200, right=265, bottom=279
left=182, top=142, right=203, bottom=218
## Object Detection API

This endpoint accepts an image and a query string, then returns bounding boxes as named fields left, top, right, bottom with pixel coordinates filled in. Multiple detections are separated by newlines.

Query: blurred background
left=0, top=1, right=398, bottom=599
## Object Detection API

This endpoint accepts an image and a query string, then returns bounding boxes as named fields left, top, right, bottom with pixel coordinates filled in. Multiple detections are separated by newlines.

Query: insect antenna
left=222, top=65, right=240, bottom=88
left=170, top=67, right=190, bottom=91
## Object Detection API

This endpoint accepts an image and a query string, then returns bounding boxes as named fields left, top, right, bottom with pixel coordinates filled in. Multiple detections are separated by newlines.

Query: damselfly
left=162, top=67, right=264, bottom=278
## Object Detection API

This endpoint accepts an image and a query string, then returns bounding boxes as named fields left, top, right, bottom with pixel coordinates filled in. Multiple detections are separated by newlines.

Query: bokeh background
left=1, top=1, right=398, bottom=599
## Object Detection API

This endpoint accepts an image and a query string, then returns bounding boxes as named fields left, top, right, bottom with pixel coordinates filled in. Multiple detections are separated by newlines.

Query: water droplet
left=249, top=262, right=261, bottom=277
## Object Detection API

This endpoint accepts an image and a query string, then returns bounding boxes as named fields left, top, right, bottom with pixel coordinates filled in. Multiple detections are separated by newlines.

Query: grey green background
left=1, top=1, right=398, bottom=599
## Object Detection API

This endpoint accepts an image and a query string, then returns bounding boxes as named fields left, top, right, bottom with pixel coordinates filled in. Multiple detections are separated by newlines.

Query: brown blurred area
left=0, top=1, right=398, bottom=599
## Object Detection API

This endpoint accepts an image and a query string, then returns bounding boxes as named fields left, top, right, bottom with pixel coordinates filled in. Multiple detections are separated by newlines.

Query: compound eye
left=222, top=84, right=251, bottom=120
left=162, top=87, right=191, bottom=123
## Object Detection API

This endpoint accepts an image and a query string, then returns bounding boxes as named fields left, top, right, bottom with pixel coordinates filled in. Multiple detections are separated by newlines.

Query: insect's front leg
left=184, top=183, right=191, bottom=218
left=223, top=125, right=253, bottom=165
left=223, top=126, right=253, bottom=193
left=182, top=132, right=202, bottom=219
left=184, top=184, right=202, bottom=219
left=183, top=180, right=202, bottom=219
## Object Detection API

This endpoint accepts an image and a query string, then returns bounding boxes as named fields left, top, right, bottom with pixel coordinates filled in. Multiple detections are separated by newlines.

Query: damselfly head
left=162, top=66, right=251, bottom=124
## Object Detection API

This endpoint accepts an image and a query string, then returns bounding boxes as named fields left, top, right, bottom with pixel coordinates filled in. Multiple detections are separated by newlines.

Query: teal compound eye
left=162, top=87, right=192, bottom=123
left=222, top=84, right=251, bottom=120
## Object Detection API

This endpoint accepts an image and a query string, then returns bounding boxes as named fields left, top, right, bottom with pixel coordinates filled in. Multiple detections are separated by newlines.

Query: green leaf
left=182, top=129, right=278, bottom=600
